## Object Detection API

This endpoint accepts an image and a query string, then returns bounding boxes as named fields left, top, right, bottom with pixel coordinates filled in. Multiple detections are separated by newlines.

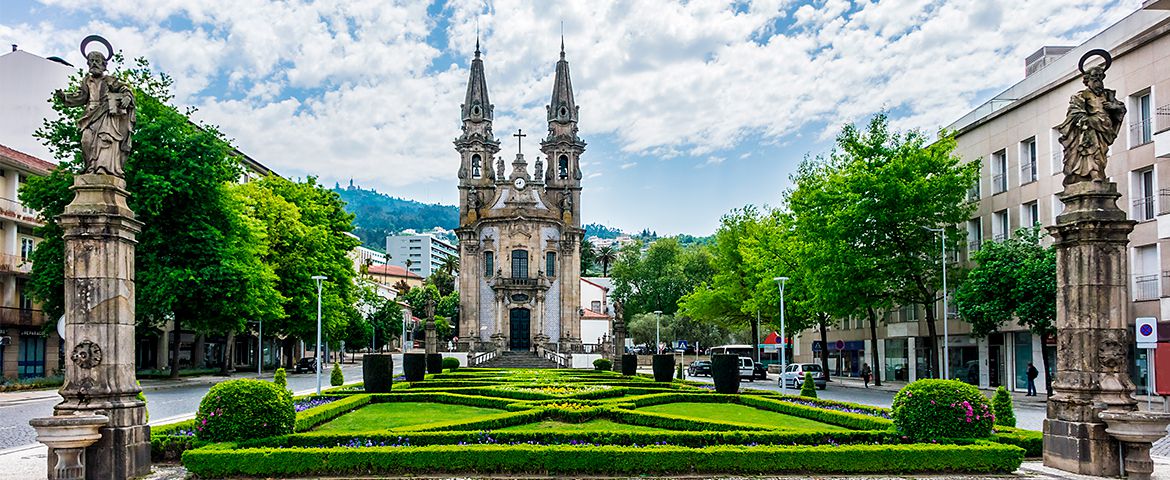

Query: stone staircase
left=477, top=351, right=562, bottom=369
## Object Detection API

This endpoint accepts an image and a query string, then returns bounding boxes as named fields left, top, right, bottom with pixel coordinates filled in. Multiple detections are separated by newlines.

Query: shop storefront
left=885, top=338, right=909, bottom=381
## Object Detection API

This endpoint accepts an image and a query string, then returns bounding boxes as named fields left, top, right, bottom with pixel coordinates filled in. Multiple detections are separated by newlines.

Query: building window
left=472, top=154, right=482, bottom=178
left=558, top=155, right=569, bottom=179
left=19, top=237, right=34, bottom=262
left=1133, top=168, right=1155, bottom=221
left=967, top=219, right=982, bottom=254
left=1134, top=244, right=1159, bottom=301
left=546, top=251, right=556, bottom=276
left=1019, top=137, right=1037, bottom=184
left=991, top=150, right=1008, bottom=194
left=967, top=178, right=980, bottom=202
left=900, top=304, right=918, bottom=323
left=511, top=250, right=528, bottom=278
left=18, top=335, right=45, bottom=379
left=1021, top=201, right=1039, bottom=228
left=484, top=251, right=494, bottom=276
left=1131, top=91, right=1152, bottom=146
left=1050, top=128, right=1063, bottom=176
left=591, top=300, right=601, bottom=312
left=993, top=209, right=1009, bottom=241
left=1052, top=194, right=1065, bottom=224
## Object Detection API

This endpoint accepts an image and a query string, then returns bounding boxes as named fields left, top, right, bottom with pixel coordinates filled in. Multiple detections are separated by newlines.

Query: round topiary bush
left=992, top=386, right=1016, bottom=427
left=711, top=354, right=740, bottom=394
left=330, top=362, right=344, bottom=386
left=403, top=353, right=427, bottom=382
left=892, top=379, right=995, bottom=440
left=621, top=354, right=637, bottom=375
left=426, top=353, right=443, bottom=374
left=363, top=354, right=394, bottom=393
left=442, top=357, right=460, bottom=371
left=593, top=358, right=613, bottom=371
left=195, top=379, right=294, bottom=442
left=800, top=372, right=818, bottom=398
left=652, top=354, right=675, bottom=382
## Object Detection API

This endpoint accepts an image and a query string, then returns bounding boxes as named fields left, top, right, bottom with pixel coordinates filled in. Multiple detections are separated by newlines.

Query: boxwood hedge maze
left=153, top=369, right=1039, bottom=477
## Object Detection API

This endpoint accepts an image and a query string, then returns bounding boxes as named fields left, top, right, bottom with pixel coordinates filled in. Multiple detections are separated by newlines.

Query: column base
left=48, top=424, right=150, bottom=480
left=1043, top=418, right=1121, bottom=477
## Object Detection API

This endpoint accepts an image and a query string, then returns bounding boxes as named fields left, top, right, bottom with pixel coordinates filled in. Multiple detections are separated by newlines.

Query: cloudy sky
left=0, top=0, right=1142, bottom=235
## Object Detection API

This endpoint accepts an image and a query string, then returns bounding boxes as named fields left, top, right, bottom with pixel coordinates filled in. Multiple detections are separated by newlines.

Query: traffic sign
left=1137, top=317, right=1157, bottom=349
left=835, top=339, right=845, bottom=350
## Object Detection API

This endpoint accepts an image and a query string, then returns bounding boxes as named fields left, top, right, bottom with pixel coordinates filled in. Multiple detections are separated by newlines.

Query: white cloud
left=620, top=162, right=637, bottom=170
left=0, top=0, right=1144, bottom=204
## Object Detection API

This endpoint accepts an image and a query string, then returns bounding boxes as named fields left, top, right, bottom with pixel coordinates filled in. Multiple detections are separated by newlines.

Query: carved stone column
left=51, top=174, right=149, bottom=480
left=1043, top=181, right=1136, bottom=476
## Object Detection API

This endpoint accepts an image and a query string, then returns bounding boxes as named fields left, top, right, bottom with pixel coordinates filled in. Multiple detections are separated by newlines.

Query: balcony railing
left=993, top=233, right=1006, bottom=242
left=1157, top=105, right=1169, bottom=134
left=967, top=239, right=982, bottom=253
left=1160, top=189, right=1170, bottom=216
left=1135, top=274, right=1159, bottom=301
left=0, top=197, right=39, bottom=225
left=992, top=173, right=1007, bottom=194
left=0, top=307, right=46, bottom=327
left=1134, top=196, right=1156, bottom=221
left=1131, top=118, right=1152, bottom=146
left=1162, top=271, right=1170, bottom=298
left=0, top=253, right=32, bottom=274
left=1020, top=161, right=1037, bottom=184
left=497, top=277, right=537, bottom=287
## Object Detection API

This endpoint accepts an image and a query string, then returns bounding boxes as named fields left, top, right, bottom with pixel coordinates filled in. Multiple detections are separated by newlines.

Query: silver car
left=778, top=363, right=826, bottom=390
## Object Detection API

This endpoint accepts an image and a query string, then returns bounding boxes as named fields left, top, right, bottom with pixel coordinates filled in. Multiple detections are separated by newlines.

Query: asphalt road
left=0, top=362, right=373, bottom=451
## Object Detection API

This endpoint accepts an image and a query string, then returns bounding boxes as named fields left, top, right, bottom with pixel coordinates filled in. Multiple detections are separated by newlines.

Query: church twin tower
left=455, top=40, right=585, bottom=353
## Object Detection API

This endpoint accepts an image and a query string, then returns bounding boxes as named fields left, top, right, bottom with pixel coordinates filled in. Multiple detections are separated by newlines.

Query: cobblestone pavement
left=0, top=362, right=369, bottom=451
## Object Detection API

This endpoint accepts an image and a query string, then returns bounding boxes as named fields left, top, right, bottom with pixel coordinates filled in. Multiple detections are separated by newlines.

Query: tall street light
left=925, top=227, right=950, bottom=380
left=773, top=277, right=788, bottom=391
left=653, top=310, right=663, bottom=354
left=257, top=318, right=263, bottom=377
left=312, top=275, right=327, bottom=395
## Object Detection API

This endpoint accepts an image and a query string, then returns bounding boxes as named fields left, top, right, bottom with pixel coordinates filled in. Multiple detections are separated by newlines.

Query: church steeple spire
left=462, top=39, right=492, bottom=123
left=546, top=41, right=576, bottom=124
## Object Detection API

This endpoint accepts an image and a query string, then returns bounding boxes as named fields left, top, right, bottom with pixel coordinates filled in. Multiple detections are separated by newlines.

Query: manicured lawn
left=315, top=402, right=504, bottom=431
left=641, top=402, right=849, bottom=431
left=497, top=419, right=673, bottom=432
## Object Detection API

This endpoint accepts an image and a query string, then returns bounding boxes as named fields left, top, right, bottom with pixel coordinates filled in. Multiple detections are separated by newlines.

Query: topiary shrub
left=442, top=357, right=460, bottom=371
left=711, top=354, right=740, bottom=394
left=800, top=372, right=818, bottom=398
left=676, top=362, right=684, bottom=379
left=330, top=362, right=344, bottom=386
left=651, top=355, right=675, bottom=382
left=593, top=358, right=613, bottom=371
left=892, top=379, right=995, bottom=440
left=426, top=353, right=443, bottom=374
left=403, top=353, right=427, bottom=382
left=992, top=386, right=1016, bottom=427
left=195, top=379, right=294, bottom=442
left=362, top=354, right=394, bottom=393
left=621, top=354, right=637, bottom=376
left=273, top=368, right=287, bottom=391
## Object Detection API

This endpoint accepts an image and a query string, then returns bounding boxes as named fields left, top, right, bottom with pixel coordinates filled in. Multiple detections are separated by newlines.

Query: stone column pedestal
left=1043, top=181, right=1137, bottom=477
left=424, top=319, right=437, bottom=354
left=49, top=175, right=149, bottom=480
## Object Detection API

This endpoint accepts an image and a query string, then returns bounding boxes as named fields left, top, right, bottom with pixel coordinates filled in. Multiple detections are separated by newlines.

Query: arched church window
left=471, top=154, right=482, bottom=178
left=558, top=155, right=569, bottom=179
left=511, top=250, right=528, bottom=278
left=484, top=251, right=493, bottom=276
left=546, top=251, right=556, bottom=277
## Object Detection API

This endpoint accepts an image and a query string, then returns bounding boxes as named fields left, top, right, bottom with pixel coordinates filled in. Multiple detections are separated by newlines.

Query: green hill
left=334, top=185, right=459, bottom=250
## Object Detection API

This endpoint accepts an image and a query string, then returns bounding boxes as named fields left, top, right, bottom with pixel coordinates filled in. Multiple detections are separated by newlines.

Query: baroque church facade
left=455, top=41, right=585, bottom=352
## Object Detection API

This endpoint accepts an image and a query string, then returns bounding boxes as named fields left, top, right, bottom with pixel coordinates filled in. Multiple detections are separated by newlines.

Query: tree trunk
left=750, top=314, right=760, bottom=362
left=219, top=331, right=235, bottom=375
left=192, top=334, right=206, bottom=368
left=283, top=338, right=295, bottom=369
left=168, top=319, right=182, bottom=379
left=867, top=307, right=882, bottom=387
left=923, top=304, right=940, bottom=379
left=818, top=316, right=831, bottom=382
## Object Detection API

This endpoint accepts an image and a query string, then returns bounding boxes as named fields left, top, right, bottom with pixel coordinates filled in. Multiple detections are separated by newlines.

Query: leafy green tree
left=438, top=255, right=459, bottom=276
left=22, top=57, right=283, bottom=377
left=611, top=238, right=713, bottom=319
left=580, top=237, right=597, bottom=276
left=427, top=268, right=455, bottom=297
left=955, top=227, right=1055, bottom=394
left=596, top=244, right=617, bottom=277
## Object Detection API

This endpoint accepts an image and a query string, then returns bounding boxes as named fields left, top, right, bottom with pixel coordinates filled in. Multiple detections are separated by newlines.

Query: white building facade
left=386, top=234, right=457, bottom=278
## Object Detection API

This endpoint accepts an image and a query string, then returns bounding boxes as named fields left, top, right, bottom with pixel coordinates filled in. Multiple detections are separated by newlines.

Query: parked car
left=779, top=363, right=826, bottom=389
left=293, top=357, right=317, bottom=374
left=687, top=360, right=711, bottom=377
left=753, top=362, right=768, bottom=380
left=739, top=357, right=756, bottom=382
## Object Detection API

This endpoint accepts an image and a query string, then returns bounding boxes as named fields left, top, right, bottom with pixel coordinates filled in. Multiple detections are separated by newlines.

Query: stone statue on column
left=1044, top=49, right=1170, bottom=479
left=32, top=35, right=150, bottom=480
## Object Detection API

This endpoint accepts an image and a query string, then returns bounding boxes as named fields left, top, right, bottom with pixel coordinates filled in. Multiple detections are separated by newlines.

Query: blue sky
left=0, top=0, right=1140, bottom=235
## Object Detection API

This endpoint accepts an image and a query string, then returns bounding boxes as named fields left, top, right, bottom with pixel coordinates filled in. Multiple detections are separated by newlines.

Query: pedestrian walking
left=860, top=363, right=872, bottom=388
left=1026, top=362, right=1039, bottom=396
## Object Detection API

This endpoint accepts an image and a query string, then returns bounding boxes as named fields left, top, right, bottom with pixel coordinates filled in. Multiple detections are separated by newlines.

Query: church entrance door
left=509, top=308, right=531, bottom=351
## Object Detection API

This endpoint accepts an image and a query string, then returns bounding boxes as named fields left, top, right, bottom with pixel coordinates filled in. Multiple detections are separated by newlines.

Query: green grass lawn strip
left=641, top=402, right=848, bottom=431
left=315, top=402, right=504, bottom=431
left=497, top=418, right=673, bottom=433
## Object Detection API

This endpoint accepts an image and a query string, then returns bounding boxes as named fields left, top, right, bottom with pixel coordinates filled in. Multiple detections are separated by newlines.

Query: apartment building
left=791, top=1, right=1170, bottom=393
left=0, top=144, right=56, bottom=379
left=386, top=233, right=457, bottom=278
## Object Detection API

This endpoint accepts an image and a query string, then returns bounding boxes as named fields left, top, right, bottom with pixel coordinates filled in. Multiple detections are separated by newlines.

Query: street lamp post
left=925, top=227, right=950, bottom=380
left=654, top=310, right=663, bottom=354
left=774, top=277, right=788, bottom=391
left=312, top=275, right=327, bottom=394
left=257, top=319, right=262, bottom=377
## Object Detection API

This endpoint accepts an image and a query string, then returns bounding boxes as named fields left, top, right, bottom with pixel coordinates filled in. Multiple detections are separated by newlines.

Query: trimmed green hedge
left=739, top=396, right=893, bottom=431
left=294, top=395, right=372, bottom=432
left=609, top=408, right=770, bottom=432
left=182, top=442, right=1025, bottom=477
left=369, top=392, right=516, bottom=410
left=993, top=426, right=1043, bottom=457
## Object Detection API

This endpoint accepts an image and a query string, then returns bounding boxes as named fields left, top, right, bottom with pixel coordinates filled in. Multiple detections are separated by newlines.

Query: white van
left=738, top=357, right=755, bottom=382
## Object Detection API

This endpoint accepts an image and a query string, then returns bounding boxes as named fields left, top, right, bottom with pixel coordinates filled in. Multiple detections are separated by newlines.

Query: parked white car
left=779, top=363, right=826, bottom=389
left=738, top=357, right=756, bottom=382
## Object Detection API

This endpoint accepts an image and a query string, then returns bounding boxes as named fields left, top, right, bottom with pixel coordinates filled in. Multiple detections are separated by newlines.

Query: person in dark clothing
left=860, top=363, right=872, bottom=388
left=1026, top=362, right=1039, bottom=396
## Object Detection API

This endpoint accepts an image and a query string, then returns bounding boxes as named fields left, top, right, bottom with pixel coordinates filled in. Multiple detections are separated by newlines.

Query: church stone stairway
left=477, top=351, right=562, bottom=369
